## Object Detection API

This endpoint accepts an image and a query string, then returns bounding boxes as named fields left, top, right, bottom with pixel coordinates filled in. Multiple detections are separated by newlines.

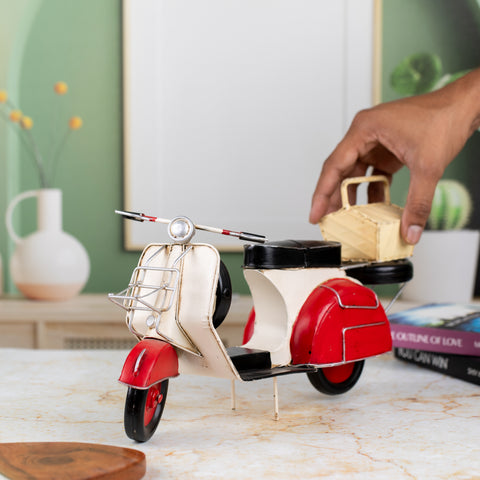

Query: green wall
left=381, top=0, right=480, bottom=293
left=1, top=0, right=133, bottom=294
left=381, top=0, right=480, bottom=208
left=0, top=0, right=247, bottom=295
left=1, top=0, right=479, bottom=296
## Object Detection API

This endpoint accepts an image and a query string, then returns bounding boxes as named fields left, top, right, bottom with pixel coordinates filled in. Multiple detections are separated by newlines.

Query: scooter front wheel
left=124, top=380, right=169, bottom=442
left=307, top=360, right=364, bottom=395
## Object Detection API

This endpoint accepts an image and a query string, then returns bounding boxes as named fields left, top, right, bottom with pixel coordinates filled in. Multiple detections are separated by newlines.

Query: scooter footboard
left=119, top=338, right=179, bottom=389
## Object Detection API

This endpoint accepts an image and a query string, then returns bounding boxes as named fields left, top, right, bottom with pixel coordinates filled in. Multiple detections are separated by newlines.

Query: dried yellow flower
left=69, top=116, right=83, bottom=130
left=20, top=116, right=33, bottom=130
left=9, top=110, right=22, bottom=123
left=54, top=82, right=68, bottom=95
left=0, top=82, right=81, bottom=188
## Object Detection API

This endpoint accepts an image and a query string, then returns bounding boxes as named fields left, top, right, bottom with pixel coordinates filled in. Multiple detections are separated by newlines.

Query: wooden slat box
left=319, top=176, right=414, bottom=262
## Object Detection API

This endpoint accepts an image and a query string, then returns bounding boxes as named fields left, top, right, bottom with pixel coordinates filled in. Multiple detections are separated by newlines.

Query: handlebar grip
left=239, top=232, right=267, bottom=244
left=115, top=210, right=145, bottom=222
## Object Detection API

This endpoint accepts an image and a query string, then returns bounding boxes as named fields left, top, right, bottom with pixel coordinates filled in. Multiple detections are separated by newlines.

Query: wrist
left=449, top=68, right=480, bottom=135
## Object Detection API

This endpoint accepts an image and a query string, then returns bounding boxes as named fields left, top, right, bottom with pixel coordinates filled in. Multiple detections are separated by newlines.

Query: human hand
left=309, top=68, right=480, bottom=244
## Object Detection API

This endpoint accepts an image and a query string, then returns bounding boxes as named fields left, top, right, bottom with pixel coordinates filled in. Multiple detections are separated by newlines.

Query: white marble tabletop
left=0, top=348, right=478, bottom=480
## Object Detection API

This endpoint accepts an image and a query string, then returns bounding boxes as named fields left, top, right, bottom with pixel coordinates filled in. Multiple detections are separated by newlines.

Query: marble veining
left=0, top=349, right=478, bottom=479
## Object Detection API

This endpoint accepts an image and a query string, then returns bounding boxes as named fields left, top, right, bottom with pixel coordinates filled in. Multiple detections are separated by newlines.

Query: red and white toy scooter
left=110, top=212, right=412, bottom=442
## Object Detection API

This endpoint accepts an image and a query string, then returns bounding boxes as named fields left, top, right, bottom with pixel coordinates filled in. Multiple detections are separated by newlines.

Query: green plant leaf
left=390, top=53, right=443, bottom=95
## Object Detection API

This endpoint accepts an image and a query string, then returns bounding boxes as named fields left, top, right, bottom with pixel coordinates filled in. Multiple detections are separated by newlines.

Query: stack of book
left=388, top=303, right=480, bottom=386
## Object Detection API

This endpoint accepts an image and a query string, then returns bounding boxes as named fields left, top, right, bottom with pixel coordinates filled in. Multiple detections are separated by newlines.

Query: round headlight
left=168, top=216, right=195, bottom=243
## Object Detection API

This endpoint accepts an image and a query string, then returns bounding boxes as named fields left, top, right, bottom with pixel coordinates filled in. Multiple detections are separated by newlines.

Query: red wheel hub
left=144, top=384, right=163, bottom=426
left=322, top=363, right=355, bottom=384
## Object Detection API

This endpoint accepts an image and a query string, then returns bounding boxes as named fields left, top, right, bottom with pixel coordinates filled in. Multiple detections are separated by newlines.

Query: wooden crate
left=319, top=176, right=414, bottom=262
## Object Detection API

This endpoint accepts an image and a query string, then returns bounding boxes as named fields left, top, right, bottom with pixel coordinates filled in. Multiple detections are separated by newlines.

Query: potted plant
left=402, top=180, right=480, bottom=303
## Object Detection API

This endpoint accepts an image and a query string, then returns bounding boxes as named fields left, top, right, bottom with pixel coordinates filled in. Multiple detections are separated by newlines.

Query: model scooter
left=109, top=211, right=412, bottom=442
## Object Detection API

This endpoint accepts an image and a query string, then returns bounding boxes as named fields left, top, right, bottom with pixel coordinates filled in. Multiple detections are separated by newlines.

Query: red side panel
left=242, top=308, right=256, bottom=344
left=119, top=338, right=179, bottom=389
left=290, top=278, right=391, bottom=365
left=290, top=287, right=334, bottom=364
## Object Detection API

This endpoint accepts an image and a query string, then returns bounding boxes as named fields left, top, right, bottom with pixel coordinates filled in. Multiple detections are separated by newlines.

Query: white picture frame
left=122, top=0, right=380, bottom=250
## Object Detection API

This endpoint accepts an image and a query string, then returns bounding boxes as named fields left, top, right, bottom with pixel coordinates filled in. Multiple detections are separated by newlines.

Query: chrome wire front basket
left=108, top=245, right=191, bottom=339
left=108, top=265, right=179, bottom=316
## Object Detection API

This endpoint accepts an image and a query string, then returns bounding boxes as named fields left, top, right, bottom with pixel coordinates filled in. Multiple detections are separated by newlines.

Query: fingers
left=401, top=172, right=439, bottom=244
left=310, top=145, right=403, bottom=223
left=309, top=138, right=370, bottom=223
left=367, top=168, right=392, bottom=203
left=309, top=150, right=349, bottom=223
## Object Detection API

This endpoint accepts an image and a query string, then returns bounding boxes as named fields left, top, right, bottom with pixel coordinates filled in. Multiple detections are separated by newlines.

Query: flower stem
left=0, top=109, right=46, bottom=185
left=49, top=129, right=70, bottom=184
left=24, top=129, right=48, bottom=188
left=48, top=96, right=60, bottom=167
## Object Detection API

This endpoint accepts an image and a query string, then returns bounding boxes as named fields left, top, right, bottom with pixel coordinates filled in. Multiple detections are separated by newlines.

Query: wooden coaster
left=0, top=442, right=146, bottom=480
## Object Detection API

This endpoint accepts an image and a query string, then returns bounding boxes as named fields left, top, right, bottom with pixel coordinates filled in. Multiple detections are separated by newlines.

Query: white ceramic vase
left=402, top=230, right=480, bottom=304
left=6, top=189, right=90, bottom=301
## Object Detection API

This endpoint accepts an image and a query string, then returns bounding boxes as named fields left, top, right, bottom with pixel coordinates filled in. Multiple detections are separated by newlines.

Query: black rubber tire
left=212, top=260, right=232, bottom=329
left=124, top=380, right=169, bottom=442
left=307, top=360, right=365, bottom=395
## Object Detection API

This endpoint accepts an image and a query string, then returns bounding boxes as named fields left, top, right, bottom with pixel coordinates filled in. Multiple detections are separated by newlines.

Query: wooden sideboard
left=0, top=294, right=252, bottom=349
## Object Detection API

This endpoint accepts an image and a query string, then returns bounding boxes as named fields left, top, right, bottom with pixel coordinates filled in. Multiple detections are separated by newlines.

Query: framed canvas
left=122, top=0, right=381, bottom=250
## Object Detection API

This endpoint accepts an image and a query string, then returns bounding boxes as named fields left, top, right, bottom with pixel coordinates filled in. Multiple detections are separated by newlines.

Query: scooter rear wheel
left=124, top=380, right=169, bottom=442
left=307, top=360, right=364, bottom=395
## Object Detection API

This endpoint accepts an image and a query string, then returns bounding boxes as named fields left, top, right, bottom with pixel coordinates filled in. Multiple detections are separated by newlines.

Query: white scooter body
left=110, top=212, right=408, bottom=443
left=123, top=242, right=240, bottom=380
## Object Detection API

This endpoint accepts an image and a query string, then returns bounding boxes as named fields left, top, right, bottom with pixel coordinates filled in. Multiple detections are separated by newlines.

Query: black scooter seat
left=243, top=240, right=341, bottom=269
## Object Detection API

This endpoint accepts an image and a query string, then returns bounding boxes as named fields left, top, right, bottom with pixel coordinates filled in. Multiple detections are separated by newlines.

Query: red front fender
left=119, top=338, right=179, bottom=389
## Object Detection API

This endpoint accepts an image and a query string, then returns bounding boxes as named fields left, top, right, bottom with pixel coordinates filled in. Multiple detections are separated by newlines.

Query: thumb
left=401, top=176, right=438, bottom=245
